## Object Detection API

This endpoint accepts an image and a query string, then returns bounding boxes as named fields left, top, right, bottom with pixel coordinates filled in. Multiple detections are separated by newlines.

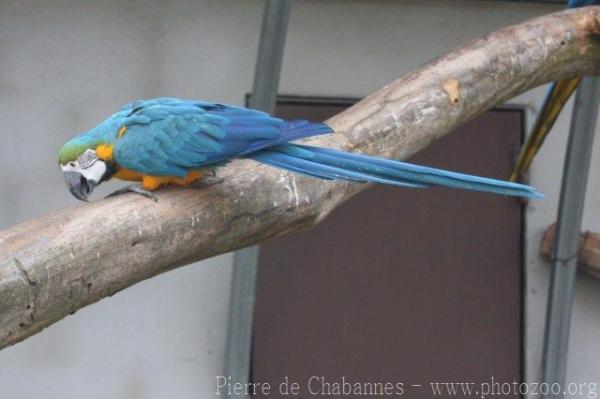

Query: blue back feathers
left=110, top=98, right=332, bottom=177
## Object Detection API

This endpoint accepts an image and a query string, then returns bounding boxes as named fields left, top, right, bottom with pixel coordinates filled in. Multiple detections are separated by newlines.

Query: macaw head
left=58, top=139, right=115, bottom=201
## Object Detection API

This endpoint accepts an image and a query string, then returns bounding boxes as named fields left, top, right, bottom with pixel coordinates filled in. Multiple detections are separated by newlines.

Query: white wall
left=2, top=0, right=599, bottom=398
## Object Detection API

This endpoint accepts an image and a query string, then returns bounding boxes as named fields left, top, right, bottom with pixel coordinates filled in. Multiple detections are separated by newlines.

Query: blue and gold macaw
left=58, top=97, right=541, bottom=201
left=510, top=0, right=599, bottom=181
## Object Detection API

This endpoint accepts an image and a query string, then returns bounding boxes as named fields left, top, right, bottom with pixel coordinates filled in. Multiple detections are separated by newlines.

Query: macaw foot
left=105, top=184, right=158, bottom=202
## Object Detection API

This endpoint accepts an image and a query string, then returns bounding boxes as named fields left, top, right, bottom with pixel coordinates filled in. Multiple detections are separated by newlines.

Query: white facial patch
left=61, top=149, right=107, bottom=183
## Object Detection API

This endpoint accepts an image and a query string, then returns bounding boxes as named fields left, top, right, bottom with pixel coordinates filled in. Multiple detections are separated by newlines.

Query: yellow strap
left=510, top=76, right=581, bottom=182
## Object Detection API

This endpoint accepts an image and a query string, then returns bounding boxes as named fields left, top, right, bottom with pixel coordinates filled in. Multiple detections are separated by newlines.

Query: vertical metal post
left=247, top=1, right=293, bottom=113
left=223, top=2, right=293, bottom=398
left=542, top=77, right=600, bottom=398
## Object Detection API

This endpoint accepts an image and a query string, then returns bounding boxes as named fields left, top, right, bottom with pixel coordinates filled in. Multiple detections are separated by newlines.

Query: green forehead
left=58, top=141, right=93, bottom=164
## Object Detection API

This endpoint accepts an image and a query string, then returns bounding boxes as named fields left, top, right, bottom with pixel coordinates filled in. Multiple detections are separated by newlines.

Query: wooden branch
left=541, top=224, right=600, bottom=279
left=1, top=8, right=600, bottom=350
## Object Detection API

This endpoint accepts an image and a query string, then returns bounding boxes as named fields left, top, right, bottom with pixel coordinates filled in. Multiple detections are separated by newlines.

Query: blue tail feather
left=251, top=150, right=428, bottom=188
left=250, top=144, right=542, bottom=199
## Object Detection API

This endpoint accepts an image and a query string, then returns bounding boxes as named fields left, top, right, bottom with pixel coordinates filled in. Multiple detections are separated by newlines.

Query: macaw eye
left=78, top=149, right=98, bottom=169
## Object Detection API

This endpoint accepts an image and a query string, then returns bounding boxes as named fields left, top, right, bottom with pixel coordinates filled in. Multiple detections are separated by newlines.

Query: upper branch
left=1, top=7, right=599, bottom=350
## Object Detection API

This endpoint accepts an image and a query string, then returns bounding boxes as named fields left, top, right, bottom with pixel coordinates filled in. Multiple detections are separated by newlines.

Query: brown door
left=252, top=97, right=524, bottom=398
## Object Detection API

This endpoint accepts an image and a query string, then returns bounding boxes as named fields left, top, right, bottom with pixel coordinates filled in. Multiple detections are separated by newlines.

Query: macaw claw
left=105, top=184, right=158, bottom=202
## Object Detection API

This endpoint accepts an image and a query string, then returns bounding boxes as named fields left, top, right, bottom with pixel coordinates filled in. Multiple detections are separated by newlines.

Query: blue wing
left=113, top=98, right=332, bottom=177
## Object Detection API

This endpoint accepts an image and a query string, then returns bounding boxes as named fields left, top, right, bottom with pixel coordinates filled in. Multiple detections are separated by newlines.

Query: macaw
left=509, top=0, right=599, bottom=181
left=58, top=97, right=541, bottom=202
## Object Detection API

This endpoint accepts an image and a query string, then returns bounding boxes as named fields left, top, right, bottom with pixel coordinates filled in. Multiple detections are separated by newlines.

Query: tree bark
left=1, top=8, right=600, bottom=350
left=541, top=224, right=600, bottom=280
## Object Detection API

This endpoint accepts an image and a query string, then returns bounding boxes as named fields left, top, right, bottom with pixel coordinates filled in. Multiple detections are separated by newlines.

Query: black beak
left=63, top=171, right=96, bottom=202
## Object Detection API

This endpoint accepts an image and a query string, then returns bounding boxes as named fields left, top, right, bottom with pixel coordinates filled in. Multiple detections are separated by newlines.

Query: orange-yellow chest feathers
left=96, top=144, right=114, bottom=161
left=114, top=168, right=143, bottom=182
left=141, top=171, right=206, bottom=190
left=111, top=164, right=206, bottom=191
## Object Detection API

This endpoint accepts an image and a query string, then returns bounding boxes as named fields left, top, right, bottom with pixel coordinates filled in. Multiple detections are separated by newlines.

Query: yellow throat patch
left=96, top=144, right=113, bottom=160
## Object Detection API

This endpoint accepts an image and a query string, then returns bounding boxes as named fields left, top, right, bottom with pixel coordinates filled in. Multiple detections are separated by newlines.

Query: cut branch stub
left=540, top=223, right=600, bottom=279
